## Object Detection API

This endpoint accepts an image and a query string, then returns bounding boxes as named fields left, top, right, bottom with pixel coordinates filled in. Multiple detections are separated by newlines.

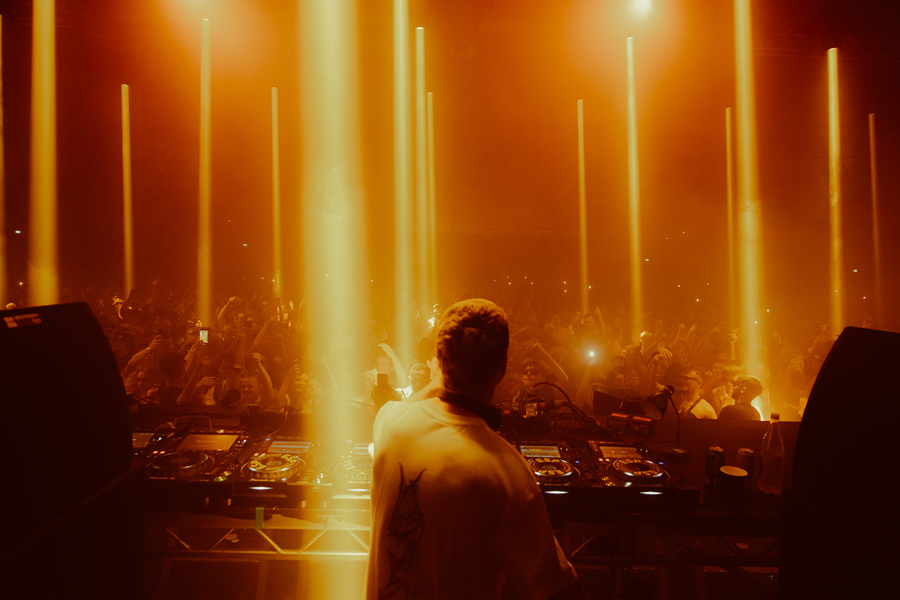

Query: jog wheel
left=333, top=455, right=373, bottom=484
left=529, top=457, right=577, bottom=480
left=147, top=451, right=215, bottom=478
left=609, top=459, right=668, bottom=483
left=244, top=453, right=306, bottom=480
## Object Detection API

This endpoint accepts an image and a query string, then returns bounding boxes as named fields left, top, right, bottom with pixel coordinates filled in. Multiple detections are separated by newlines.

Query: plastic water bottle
left=758, top=412, right=784, bottom=495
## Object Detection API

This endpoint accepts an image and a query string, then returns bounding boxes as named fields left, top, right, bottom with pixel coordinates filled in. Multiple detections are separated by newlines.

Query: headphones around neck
left=438, top=392, right=503, bottom=431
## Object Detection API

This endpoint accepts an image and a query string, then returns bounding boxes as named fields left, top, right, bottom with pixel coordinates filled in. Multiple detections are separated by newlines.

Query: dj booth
left=129, top=403, right=796, bottom=598
left=2, top=303, right=894, bottom=600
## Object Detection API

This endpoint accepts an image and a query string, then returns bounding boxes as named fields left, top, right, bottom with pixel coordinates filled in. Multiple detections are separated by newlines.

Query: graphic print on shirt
left=379, top=464, right=427, bottom=600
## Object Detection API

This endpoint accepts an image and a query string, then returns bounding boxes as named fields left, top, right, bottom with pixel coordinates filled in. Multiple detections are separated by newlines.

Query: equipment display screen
left=519, top=445, right=562, bottom=458
left=177, top=433, right=238, bottom=452
left=268, top=440, right=311, bottom=455
left=132, top=432, right=153, bottom=449
left=598, top=446, right=642, bottom=460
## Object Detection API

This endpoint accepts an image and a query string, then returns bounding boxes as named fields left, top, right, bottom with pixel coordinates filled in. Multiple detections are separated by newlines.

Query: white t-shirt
left=366, top=399, right=577, bottom=600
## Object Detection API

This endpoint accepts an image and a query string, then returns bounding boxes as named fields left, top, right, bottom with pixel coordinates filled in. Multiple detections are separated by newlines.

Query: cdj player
left=142, top=429, right=254, bottom=508
left=230, top=437, right=330, bottom=507
left=515, top=439, right=698, bottom=514
left=136, top=423, right=374, bottom=509
left=520, top=443, right=596, bottom=488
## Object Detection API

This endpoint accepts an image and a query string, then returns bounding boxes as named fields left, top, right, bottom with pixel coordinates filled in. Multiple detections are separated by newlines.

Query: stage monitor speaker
left=780, top=326, right=899, bottom=599
left=0, top=302, right=132, bottom=556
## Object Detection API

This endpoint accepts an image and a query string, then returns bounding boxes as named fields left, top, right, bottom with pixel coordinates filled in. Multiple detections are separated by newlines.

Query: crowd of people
left=30, top=276, right=846, bottom=422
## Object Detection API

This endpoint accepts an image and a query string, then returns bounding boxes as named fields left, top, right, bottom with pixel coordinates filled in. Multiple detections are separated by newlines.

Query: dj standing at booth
left=366, top=299, right=586, bottom=600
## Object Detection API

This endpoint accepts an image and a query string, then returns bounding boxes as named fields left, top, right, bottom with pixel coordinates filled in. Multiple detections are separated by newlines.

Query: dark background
left=1, top=0, right=898, bottom=337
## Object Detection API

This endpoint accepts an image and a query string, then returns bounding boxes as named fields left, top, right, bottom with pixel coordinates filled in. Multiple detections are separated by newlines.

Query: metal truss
left=146, top=508, right=371, bottom=562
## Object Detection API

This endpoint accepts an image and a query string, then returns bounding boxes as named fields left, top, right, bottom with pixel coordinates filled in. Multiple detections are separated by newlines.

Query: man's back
left=367, top=399, right=575, bottom=600
left=718, top=402, right=761, bottom=421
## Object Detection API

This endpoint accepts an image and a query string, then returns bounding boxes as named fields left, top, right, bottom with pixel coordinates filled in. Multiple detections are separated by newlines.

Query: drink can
left=736, top=448, right=755, bottom=476
left=705, top=446, right=725, bottom=487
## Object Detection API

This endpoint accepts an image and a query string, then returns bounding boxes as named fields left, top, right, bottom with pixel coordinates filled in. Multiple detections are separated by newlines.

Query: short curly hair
left=437, top=299, right=509, bottom=396
left=734, top=375, right=763, bottom=402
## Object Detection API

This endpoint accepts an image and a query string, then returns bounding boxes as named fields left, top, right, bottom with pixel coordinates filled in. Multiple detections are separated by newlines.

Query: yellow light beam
left=726, top=107, right=736, bottom=331
left=301, top=0, right=368, bottom=518
left=735, top=0, right=762, bottom=376
left=393, top=0, right=414, bottom=361
left=0, top=14, right=6, bottom=306
left=427, top=91, right=437, bottom=303
left=626, top=37, right=642, bottom=341
left=577, top=99, right=589, bottom=316
left=272, top=87, right=282, bottom=299
left=121, top=84, right=134, bottom=296
left=828, top=47, right=842, bottom=336
left=198, top=18, right=212, bottom=326
left=869, top=113, right=882, bottom=327
left=29, top=0, right=58, bottom=306
left=415, top=27, right=428, bottom=313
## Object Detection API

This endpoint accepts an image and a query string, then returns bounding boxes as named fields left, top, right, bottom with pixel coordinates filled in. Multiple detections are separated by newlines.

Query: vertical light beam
left=426, top=91, right=437, bottom=303
left=577, top=99, right=589, bottom=316
left=29, top=0, right=58, bottom=305
left=735, top=0, right=762, bottom=376
left=828, top=47, right=843, bottom=336
left=121, top=84, right=134, bottom=296
left=0, top=14, right=6, bottom=306
left=300, top=0, right=367, bottom=476
left=415, top=27, right=428, bottom=314
left=198, top=18, right=212, bottom=326
left=626, top=37, right=642, bottom=341
left=393, top=0, right=414, bottom=362
left=868, top=113, right=882, bottom=327
left=272, top=87, right=282, bottom=299
left=725, top=107, right=736, bottom=331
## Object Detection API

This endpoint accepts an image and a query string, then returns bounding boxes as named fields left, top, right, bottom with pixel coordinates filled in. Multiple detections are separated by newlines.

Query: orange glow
left=159, top=0, right=270, bottom=75
left=197, top=18, right=212, bottom=326
left=29, top=0, right=58, bottom=305
left=568, top=0, right=686, bottom=85
left=121, top=84, right=134, bottom=296
left=632, top=0, right=653, bottom=18
left=735, top=0, right=762, bottom=376
left=828, top=47, right=843, bottom=335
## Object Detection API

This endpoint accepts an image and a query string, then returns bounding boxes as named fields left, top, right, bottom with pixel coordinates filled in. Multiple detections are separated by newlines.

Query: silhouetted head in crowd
left=408, top=364, right=430, bottom=393
left=305, top=379, right=323, bottom=405
left=239, top=375, right=261, bottom=406
left=374, top=352, right=393, bottom=376
left=135, top=369, right=153, bottom=397
left=683, top=367, right=703, bottom=396
left=580, top=314, right=598, bottom=338
left=639, top=331, right=653, bottom=353
left=362, top=371, right=376, bottom=397
left=521, top=358, right=548, bottom=390
left=732, top=375, right=763, bottom=404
